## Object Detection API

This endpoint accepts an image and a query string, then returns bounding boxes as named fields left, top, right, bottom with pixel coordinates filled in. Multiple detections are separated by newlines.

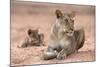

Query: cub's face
left=55, top=10, right=75, bottom=36
left=27, top=29, right=39, bottom=38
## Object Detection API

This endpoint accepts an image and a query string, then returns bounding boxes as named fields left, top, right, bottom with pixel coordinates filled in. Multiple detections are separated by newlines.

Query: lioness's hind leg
left=75, top=28, right=85, bottom=50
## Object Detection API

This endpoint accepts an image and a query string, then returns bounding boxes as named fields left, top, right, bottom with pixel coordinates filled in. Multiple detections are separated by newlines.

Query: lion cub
left=43, top=9, right=85, bottom=60
left=19, top=28, right=45, bottom=48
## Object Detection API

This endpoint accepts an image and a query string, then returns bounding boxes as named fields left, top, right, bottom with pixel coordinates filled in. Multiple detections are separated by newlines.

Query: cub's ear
left=67, top=11, right=75, bottom=18
left=27, top=29, right=32, bottom=35
left=34, top=29, right=38, bottom=34
left=55, top=9, right=63, bottom=18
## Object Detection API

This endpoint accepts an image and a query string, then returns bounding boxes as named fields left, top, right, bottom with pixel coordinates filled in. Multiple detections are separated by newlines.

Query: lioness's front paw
left=57, top=53, right=66, bottom=60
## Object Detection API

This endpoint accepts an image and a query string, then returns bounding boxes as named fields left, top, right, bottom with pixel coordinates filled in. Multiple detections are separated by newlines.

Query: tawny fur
left=19, top=29, right=45, bottom=48
left=43, top=9, right=85, bottom=60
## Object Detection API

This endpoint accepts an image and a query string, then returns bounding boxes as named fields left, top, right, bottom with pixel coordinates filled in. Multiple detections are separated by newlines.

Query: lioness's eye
left=71, top=28, right=73, bottom=31
left=72, top=19, right=74, bottom=22
left=65, top=19, right=68, bottom=22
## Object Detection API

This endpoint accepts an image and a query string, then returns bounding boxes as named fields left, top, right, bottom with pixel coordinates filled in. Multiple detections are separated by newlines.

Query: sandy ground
left=11, top=1, right=95, bottom=66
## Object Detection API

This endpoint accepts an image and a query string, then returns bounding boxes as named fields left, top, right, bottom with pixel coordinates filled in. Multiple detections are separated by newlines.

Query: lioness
left=43, top=9, right=85, bottom=60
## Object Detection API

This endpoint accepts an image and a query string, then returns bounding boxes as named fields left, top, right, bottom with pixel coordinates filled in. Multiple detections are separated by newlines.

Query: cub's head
left=27, top=29, right=39, bottom=38
left=55, top=9, right=75, bottom=36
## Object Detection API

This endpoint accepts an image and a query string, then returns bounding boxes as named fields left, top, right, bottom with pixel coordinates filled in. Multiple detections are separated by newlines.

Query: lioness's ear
left=27, top=29, right=32, bottom=35
left=55, top=9, right=63, bottom=18
left=67, top=11, right=75, bottom=18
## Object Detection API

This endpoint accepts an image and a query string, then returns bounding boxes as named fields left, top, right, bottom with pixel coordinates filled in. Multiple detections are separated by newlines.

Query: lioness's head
left=55, top=9, right=75, bottom=36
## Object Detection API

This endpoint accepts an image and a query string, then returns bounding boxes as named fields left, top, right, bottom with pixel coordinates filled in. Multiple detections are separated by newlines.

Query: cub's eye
left=65, top=31, right=69, bottom=34
left=65, top=19, right=68, bottom=22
